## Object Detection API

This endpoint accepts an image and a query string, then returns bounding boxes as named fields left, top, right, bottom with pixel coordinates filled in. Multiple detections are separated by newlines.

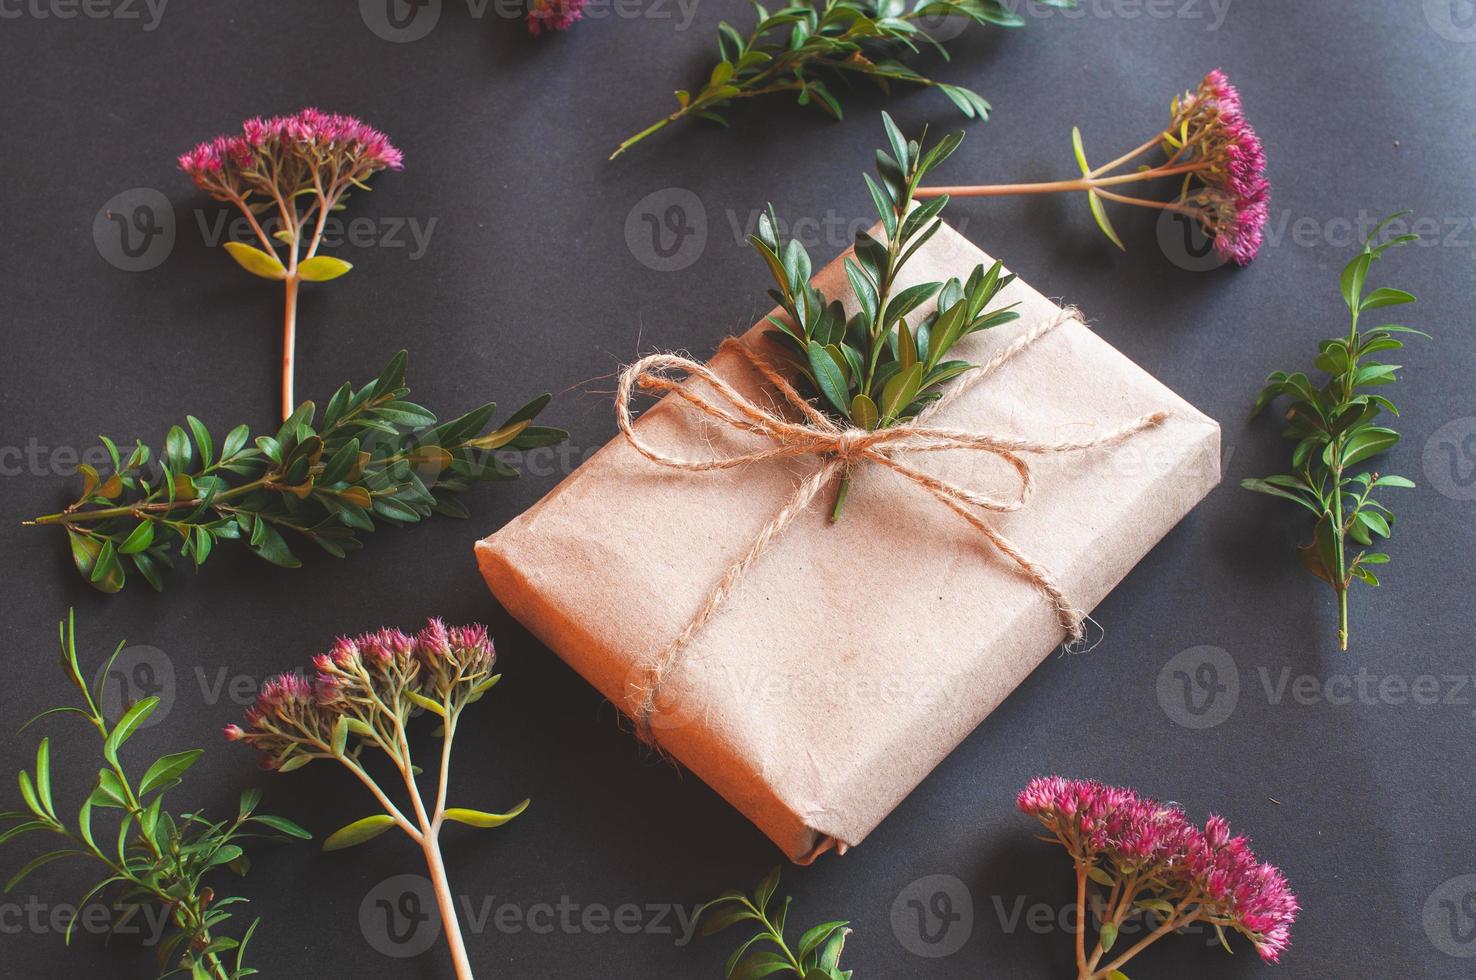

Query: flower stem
left=1074, top=862, right=1089, bottom=977
left=1086, top=900, right=1199, bottom=979
left=281, top=275, right=300, bottom=422
left=394, top=712, right=474, bottom=979
left=915, top=163, right=1204, bottom=200
left=421, top=831, right=475, bottom=980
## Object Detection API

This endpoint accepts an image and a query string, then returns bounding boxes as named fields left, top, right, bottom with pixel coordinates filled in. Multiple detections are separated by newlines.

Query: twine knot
left=614, top=307, right=1169, bottom=741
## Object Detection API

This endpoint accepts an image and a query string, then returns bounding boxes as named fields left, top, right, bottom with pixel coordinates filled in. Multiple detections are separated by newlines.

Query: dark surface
left=2, top=1, right=1474, bottom=977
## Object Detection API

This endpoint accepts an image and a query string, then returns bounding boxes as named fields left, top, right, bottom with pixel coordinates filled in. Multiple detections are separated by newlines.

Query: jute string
left=614, top=307, right=1169, bottom=740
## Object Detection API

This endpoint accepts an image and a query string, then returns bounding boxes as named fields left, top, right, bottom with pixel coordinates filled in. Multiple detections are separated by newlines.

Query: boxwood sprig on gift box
left=753, top=111, right=1020, bottom=517
left=1242, top=213, right=1427, bottom=650
left=1, top=613, right=311, bottom=980
left=610, top=0, right=1076, bottom=159
left=697, top=867, right=852, bottom=979
left=27, top=351, right=566, bottom=594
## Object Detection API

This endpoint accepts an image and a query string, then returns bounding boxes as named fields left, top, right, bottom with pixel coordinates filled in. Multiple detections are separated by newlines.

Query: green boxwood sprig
left=1, top=613, right=310, bottom=980
left=1242, top=212, right=1428, bottom=649
left=27, top=351, right=566, bottom=593
left=610, top=0, right=1076, bottom=159
left=753, top=111, right=1019, bottom=517
left=697, top=867, right=852, bottom=979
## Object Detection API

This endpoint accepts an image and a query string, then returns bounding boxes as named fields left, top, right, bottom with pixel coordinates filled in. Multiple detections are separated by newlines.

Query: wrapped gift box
left=476, top=221, right=1220, bottom=862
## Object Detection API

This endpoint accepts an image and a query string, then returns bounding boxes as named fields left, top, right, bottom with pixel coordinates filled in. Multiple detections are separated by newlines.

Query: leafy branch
left=754, top=111, right=1019, bottom=517
left=27, top=351, right=566, bottom=594
left=611, top=0, right=1075, bottom=159
left=696, top=867, right=852, bottom=979
left=1, top=613, right=311, bottom=979
left=1242, top=213, right=1427, bottom=649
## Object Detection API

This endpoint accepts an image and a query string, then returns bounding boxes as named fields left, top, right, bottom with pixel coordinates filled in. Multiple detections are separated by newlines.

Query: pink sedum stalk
left=526, top=0, right=587, bottom=35
left=226, top=620, right=526, bottom=980
left=179, top=108, right=404, bottom=420
left=918, top=70, right=1270, bottom=265
left=1018, top=776, right=1298, bottom=978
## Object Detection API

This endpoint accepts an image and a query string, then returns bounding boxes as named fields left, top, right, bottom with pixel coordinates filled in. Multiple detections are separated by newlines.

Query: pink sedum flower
left=228, top=620, right=499, bottom=771
left=178, top=107, right=402, bottom=202
left=1171, top=69, right=1270, bottom=265
left=526, top=0, right=587, bottom=35
left=1019, top=776, right=1298, bottom=971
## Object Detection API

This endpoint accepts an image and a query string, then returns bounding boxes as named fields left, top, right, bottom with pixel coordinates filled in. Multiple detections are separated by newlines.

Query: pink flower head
left=1021, top=777, right=1297, bottom=964
left=1170, top=69, right=1270, bottom=265
left=526, top=0, right=587, bottom=35
left=178, top=108, right=402, bottom=205
left=231, top=671, right=336, bottom=770
left=415, top=618, right=498, bottom=700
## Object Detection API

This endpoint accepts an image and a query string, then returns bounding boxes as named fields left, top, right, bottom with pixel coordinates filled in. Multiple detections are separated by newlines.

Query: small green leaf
left=117, top=520, right=156, bottom=555
left=442, top=799, right=530, bottom=829
left=849, top=394, right=879, bottom=431
left=139, top=749, right=203, bottom=798
left=322, top=814, right=398, bottom=851
left=1099, top=921, right=1118, bottom=953
left=1359, top=287, right=1415, bottom=311
left=223, top=241, right=288, bottom=280
left=807, top=342, right=851, bottom=416
left=404, top=690, right=446, bottom=717
left=1071, top=126, right=1090, bottom=176
left=1087, top=191, right=1126, bottom=251
left=296, top=255, right=353, bottom=282
left=104, top=696, right=159, bottom=762
left=247, top=521, right=301, bottom=569
left=249, top=814, right=313, bottom=839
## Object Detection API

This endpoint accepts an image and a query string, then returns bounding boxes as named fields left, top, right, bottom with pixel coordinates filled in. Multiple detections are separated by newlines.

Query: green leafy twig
left=26, top=351, right=566, bottom=594
left=0, top=612, right=310, bottom=980
left=753, top=111, right=1019, bottom=518
left=610, top=0, right=1075, bottom=159
left=1242, top=212, right=1427, bottom=649
left=697, top=867, right=852, bottom=978
left=227, top=621, right=527, bottom=980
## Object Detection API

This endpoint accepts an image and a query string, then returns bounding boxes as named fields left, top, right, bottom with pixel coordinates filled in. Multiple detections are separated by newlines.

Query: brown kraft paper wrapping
left=476, top=221, right=1221, bottom=863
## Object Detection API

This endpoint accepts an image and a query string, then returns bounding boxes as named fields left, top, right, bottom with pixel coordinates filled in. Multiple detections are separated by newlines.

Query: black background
left=2, top=1, right=1474, bottom=977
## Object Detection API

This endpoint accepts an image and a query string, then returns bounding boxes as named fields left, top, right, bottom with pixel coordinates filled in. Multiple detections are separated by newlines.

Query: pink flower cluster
left=225, top=619, right=497, bottom=770
left=526, top=0, right=587, bottom=35
left=178, top=108, right=402, bottom=203
left=1174, top=69, right=1270, bottom=265
left=1019, top=776, right=1298, bottom=964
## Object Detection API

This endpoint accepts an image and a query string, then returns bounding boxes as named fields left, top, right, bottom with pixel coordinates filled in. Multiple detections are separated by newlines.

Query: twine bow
left=615, top=308, right=1169, bottom=740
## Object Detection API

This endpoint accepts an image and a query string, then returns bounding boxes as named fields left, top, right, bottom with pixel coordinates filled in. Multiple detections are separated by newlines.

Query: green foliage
left=0, top=613, right=309, bottom=980
left=30, top=351, right=567, bottom=593
left=697, top=867, right=852, bottom=979
left=1242, top=213, right=1427, bottom=649
left=754, top=112, right=1018, bottom=514
left=610, top=0, right=1076, bottom=158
